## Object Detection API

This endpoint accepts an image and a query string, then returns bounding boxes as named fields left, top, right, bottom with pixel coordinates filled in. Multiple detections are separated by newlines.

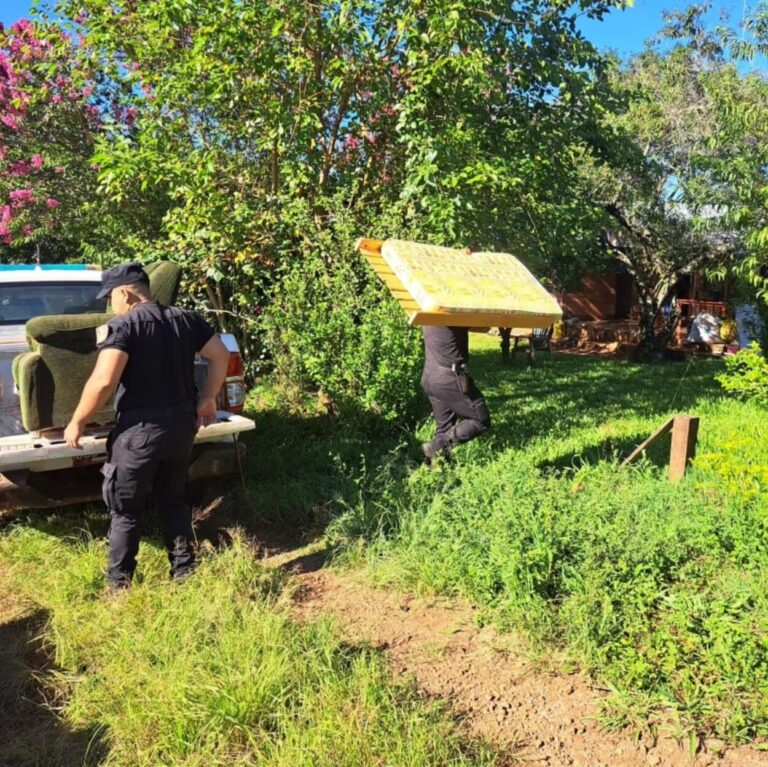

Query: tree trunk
left=631, top=279, right=679, bottom=362
left=631, top=288, right=665, bottom=362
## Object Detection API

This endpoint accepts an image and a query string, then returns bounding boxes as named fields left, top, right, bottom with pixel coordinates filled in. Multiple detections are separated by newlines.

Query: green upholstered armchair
left=13, top=261, right=183, bottom=432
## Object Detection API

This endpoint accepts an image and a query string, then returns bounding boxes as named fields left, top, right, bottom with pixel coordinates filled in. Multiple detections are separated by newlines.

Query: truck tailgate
left=0, top=413, right=255, bottom=473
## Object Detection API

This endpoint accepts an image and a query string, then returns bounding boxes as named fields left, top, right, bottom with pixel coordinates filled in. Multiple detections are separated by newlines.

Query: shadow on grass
left=537, top=434, right=672, bottom=474
left=2, top=350, right=725, bottom=563
left=474, top=349, right=721, bottom=451
left=0, top=609, right=107, bottom=767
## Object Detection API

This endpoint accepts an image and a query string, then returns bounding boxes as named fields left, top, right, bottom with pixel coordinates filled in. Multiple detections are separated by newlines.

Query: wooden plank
left=363, top=254, right=391, bottom=269
left=620, top=418, right=675, bottom=468
left=669, top=416, right=700, bottom=481
left=379, top=274, right=411, bottom=292
left=356, top=238, right=384, bottom=256
left=408, top=311, right=557, bottom=328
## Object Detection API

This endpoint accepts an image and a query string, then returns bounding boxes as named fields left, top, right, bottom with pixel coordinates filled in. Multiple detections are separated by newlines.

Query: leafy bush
left=262, top=205, right=424, bottom=425
left=716, top=342, right=768, bottom=404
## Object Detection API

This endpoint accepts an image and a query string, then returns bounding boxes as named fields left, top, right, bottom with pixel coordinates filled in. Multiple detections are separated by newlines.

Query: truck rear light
left=222, top=351, right=245, bottom=413
left=227, top=352, right=244, bottom=378
left=226, top=381, right=246, bottom=409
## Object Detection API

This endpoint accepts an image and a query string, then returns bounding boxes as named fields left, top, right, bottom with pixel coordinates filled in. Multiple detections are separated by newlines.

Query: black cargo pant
left=421, top=364, right=491, bottom=455
left=102, top=411, right=197, bottom=586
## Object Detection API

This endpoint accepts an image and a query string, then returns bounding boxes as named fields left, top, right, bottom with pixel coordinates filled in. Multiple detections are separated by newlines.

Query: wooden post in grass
left=668, top=416, right=700, bottom=481
left=621, top=415, right=700, bottom=481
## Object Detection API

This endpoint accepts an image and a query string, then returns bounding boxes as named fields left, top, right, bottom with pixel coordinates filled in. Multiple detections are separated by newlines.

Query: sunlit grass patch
left=0, top=528, right=500, bottom=767
left=312, top=337, right=768, bottom=741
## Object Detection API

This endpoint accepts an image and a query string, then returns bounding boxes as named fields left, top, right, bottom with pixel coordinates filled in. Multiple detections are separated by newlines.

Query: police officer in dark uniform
left=420, top=325, right=491, bottom=461
left=64, top=263, right=230, bottom=589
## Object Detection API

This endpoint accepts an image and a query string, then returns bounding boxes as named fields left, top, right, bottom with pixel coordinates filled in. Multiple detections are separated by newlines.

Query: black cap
left=96, top=262, right=150, bottom=299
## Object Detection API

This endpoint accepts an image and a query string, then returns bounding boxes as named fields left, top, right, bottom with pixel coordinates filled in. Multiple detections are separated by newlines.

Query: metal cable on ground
left=233, top=432, right=272, bottom=526
left=667, top=354, right=696, bottom=412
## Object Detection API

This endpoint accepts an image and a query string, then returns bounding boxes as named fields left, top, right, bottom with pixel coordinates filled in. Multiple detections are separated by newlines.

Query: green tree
left=576, top=5, right=750, bottom=353
left=703, top=1, right=768, bottom=301
left=36, top=0, right=629, bottom=415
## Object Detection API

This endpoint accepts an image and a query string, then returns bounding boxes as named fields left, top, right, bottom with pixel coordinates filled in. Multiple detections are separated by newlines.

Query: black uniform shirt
left=422, top=326, right=469, bottom=369
left=98, top=301, right=215, bottom=414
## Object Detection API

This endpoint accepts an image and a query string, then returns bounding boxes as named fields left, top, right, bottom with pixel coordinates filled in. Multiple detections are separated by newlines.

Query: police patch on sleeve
left=96, top=324, right=109, bottom=344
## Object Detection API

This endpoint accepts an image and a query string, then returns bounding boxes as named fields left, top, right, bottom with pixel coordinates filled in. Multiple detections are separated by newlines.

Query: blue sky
left=1, top=0, right=764, bottom=64
left=579, top=0, right=761, bottom=59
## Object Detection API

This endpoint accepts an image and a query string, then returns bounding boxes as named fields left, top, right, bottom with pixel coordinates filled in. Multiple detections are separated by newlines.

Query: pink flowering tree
left=0, top=16, right=162, bottom=260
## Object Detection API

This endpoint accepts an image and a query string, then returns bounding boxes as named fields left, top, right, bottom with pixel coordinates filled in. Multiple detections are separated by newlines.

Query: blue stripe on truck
left=0, top=264, right=91, bottom=271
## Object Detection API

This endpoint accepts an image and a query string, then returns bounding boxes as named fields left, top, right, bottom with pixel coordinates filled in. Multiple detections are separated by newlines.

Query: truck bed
left=0, top=412, right=254, bottom=473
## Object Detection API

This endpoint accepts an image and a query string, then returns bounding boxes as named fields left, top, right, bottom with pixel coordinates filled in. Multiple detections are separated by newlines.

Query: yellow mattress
left=356, top=238, right=562, bottom=328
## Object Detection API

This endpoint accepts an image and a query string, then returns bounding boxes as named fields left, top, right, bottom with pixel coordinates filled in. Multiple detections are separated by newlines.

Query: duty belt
left=117, top=402, right=197, bottom=421
left=431, top=361, right=468, bottom=373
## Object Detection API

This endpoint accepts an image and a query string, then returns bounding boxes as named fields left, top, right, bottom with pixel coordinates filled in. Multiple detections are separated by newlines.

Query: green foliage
left=16, top=0, right=627, bottom=379
left=0, top=529, right=499, bottom=767
left=246, top=337, right=768, bottom=741
left=264, top=252, right=423, bottom=424
left=716, top=342, right=768, bottom=405
left=577, top=7, right=764, bottom=348
left=258, top=197, right=424, bottom=424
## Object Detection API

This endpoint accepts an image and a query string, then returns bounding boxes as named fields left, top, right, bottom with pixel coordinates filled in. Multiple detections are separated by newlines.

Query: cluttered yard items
left=356, top=238, right=562, bottom=330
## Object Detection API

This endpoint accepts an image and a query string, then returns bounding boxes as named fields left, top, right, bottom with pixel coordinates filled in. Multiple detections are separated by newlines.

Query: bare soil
left=274, top=552, right=768, bottom=767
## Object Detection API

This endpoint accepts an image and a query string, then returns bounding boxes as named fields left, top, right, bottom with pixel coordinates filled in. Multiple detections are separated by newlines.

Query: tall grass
left=247, top=336, right=768, bottom=741
left=0, top=529, right=500, bottom=767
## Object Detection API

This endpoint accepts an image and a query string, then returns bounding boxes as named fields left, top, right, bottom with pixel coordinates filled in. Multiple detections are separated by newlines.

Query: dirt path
left=267, top=545, right=768, bottom=767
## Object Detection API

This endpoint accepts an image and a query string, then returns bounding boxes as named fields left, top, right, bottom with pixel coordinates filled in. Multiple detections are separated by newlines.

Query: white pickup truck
left=0, top=263, right=255, bottom=511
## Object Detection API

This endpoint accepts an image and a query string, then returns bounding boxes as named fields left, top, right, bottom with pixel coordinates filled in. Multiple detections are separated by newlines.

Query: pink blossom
left=124, top=107, right=137, bottom=127
left=22, top=224, right=32, bottom=237
left=82, top=85, right=93, bottom=97
left=52, top=94, right=62, bottom=104
left=90, top=162, right=100, bottom=171
left=0, top=205, right=11, bottom=223
left=344, top=135, right=361, bottom=151
left=54, top=165, right=65, bottom=173
left=75, top=12, right=88, bottom=24
left=0, top=224, right=11, bottom=237
left=1, top=114, right=18, bottom=130
left=30, top=154, right=43, bottom=169
left=45, top=197, right=59, bottom=208
left=10, top=160, right=30, bottom=176
left=10, top=19, right=33, bottom=35
left=9, top=188, right=35, bottom=207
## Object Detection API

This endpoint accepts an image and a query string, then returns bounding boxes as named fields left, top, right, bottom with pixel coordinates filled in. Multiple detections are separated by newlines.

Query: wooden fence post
left=668, top=416, right=700, bottom=481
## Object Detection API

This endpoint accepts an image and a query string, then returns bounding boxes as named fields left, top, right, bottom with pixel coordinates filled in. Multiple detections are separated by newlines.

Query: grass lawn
left=0, top=530, right=501, bottom=767
left=248, top=334, right=768, bottom=742
left=1, top=334, right=766, bottom=761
